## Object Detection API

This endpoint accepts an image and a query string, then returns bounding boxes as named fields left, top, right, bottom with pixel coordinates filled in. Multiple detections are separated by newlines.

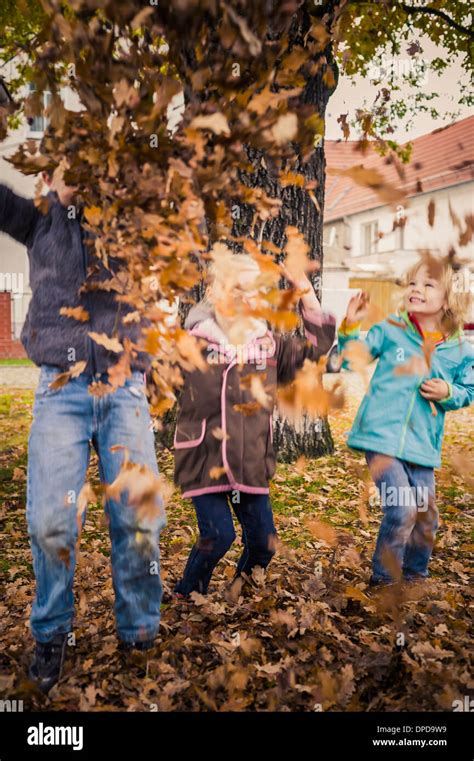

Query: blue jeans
left=366, top=452, right=438, bottom=582
left=175, top=492, right=277, bottom=595
left=27, top=365, right=166, bottom=644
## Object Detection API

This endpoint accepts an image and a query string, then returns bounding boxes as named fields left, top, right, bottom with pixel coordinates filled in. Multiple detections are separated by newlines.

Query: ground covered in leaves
left=0, top=374, right=472, bottom=712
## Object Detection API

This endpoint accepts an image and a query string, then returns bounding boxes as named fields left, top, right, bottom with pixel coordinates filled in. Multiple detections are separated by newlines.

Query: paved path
left=0, top=364, right=373, bottom=394
left=0, top=365, right=40, bottom=388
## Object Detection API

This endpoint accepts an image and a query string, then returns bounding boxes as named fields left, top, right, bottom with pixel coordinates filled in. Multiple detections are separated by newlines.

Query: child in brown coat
left=174, top=253, right=335, bottom=596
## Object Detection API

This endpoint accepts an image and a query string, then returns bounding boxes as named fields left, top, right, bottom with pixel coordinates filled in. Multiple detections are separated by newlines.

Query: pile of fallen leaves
left=0, top=374, right=472, bottom=711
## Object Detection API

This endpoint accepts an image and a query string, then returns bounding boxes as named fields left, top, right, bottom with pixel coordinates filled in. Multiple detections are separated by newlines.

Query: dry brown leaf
left=209, top=466, right=227, bottom=480
left=327, top=164, right=405, bottom=205
left=88, top=332, right=124, bottom=354
left=49, top=360, right=87, bottom=389
left=304, top=517, right=338, bottom=547
left=190, top=113, right=230, bottom=136
left=393, top=354, right=429, bottom=377
left=60, top=306, right=90, bottom=322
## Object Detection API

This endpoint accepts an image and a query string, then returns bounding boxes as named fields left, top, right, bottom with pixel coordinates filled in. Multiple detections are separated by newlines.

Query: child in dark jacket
left=0, top=176, right=165, bottom=691
left=173, top=253, right=336, bottom=597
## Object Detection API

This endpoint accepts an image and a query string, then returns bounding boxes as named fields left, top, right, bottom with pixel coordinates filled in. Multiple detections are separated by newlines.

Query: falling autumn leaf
left=60, top=306, right=90, bottom=322
left=190, top=113, right=230, bottom=136
left=88, top=332, right=124, bottom=354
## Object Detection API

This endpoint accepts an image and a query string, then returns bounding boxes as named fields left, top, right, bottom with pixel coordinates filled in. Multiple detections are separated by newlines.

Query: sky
left=163, top=34, right=473, bottom=145
left=325, top=37, right=472, bottom=143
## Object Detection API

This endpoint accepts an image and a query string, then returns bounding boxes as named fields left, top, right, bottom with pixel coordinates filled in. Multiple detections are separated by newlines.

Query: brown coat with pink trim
left=173, top=302, right=336, bottom=497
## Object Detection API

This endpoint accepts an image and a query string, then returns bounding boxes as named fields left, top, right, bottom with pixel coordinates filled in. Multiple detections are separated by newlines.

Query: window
left=343, top=221, right=352, bottom=250
left=397, top=221, right=405, bottom=250
left=27, top=83, right=52, bottom=135
left=324, top=225, right=336, bottom=247
left=361, top=221, right=379, bottom=255
left=11, top=293, right=24, bottom=340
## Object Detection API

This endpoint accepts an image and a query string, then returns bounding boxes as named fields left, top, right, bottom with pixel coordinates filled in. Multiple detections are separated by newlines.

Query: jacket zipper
left=78, top=215, right=97, bottom=376
left=397, top=336, right=447, bottom=458
left=397, top=386, right=417, bottom=458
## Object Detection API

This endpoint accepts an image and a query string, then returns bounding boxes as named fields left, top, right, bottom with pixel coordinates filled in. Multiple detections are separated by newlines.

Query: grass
left=0, top=358, right=34, bottom=366
left=0, top=378, right=473, bottom=712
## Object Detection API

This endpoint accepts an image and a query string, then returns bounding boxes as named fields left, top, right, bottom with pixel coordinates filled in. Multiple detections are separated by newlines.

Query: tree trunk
left=154, top=270, right=205, bottom=452
left=156, top=2, right=339, bottom=462
left=236, top=5, right=339, bottom=462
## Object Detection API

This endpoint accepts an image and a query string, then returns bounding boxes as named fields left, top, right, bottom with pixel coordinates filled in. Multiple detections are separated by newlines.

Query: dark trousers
left=175, top=492, right=277, bottom=595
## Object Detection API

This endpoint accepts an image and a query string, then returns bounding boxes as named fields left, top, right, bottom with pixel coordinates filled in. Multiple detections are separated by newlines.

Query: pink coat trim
left=178, top=340, right=275, bottom=496
left=221, top=358, right=237, bottom=484
left=173, top=417, right=207, bottom=449
left=304, top=326, right=319, bottom=347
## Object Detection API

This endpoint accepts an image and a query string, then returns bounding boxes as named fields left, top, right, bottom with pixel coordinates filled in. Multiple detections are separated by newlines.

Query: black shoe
left=368, top=576, right=396, bottom=588
left=118, top=638, right=156, bottom=653
left=29, top=633, right=68, bottom=693
left=403, top=574, right=428, bottom=584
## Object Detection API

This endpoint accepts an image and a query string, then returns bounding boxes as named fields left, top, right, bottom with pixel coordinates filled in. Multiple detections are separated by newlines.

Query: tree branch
left=347, top=1, right=474, bottom=40
left=400, top=2, right=474, bottom=39
left=0, top=33, right=42, bottom=68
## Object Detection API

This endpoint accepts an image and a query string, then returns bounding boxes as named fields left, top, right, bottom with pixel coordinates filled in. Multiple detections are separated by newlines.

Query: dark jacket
left=0, top=184, right=149, bottom=373
left=173, top=300, right=336, bottom=497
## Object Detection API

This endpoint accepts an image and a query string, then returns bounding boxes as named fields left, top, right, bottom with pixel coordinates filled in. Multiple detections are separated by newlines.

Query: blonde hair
left=401, top=253, right=472, bottom=335
left=203, top=253, right=261, bottom=305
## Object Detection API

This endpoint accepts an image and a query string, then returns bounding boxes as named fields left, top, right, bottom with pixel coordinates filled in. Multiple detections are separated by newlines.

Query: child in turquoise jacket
left=338, top=256, right=473, bottom=585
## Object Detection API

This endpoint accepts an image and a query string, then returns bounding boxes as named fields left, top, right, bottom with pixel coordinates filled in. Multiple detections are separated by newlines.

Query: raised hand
left=280, top=264, right=321, bottom=311
left=346, top=291, right=370, bottom=325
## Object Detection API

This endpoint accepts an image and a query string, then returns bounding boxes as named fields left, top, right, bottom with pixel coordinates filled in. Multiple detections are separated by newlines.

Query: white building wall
left=324, top=181, right=473, bottom=278
left=322, top=181, right=474, bottom=323
left=0, top=58, right=83, bottom=336
left=0, top=128, right=36, bottom=338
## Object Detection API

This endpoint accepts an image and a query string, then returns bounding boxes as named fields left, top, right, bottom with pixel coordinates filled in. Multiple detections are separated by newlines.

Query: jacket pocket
left=174, top=418, right=207, bottom=449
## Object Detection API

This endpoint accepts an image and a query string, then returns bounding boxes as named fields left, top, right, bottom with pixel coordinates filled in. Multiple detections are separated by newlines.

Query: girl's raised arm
left=338, top=291, right=385, bottom=367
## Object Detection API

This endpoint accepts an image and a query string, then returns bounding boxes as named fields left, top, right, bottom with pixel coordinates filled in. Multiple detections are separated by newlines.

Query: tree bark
left=235, top=4, right=339, bottom=462
left=156, top=2, right=339, bottom=462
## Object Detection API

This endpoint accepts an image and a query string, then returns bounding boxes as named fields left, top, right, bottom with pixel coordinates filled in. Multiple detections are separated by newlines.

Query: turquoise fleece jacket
left=338, top=311, right=474, bottom=468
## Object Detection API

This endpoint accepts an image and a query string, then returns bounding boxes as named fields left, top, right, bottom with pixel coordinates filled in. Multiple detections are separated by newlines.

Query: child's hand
left=280, top=263, right=311, bottom=293
left=281, top=264, right=321, bottom=311
left=419, top=379, right=450, bottom=402
left=346, top=291, right=369, bottom=325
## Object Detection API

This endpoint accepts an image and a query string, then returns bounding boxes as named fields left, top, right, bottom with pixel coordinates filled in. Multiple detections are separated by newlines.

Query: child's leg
left=27, top=370, right=92, bottom=642
left=402, top=463, right=437, bottom=579
left=175, top=493, right=236, bottom=595
left=96, top=376, right=166, bottom=644
left=232, top=493, right=277, bottom=577
left=366, top=453, right=418, bottom=583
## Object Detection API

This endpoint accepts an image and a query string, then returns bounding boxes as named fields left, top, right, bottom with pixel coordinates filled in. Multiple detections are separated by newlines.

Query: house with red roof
left=321, top=116, right=474, bottom=324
